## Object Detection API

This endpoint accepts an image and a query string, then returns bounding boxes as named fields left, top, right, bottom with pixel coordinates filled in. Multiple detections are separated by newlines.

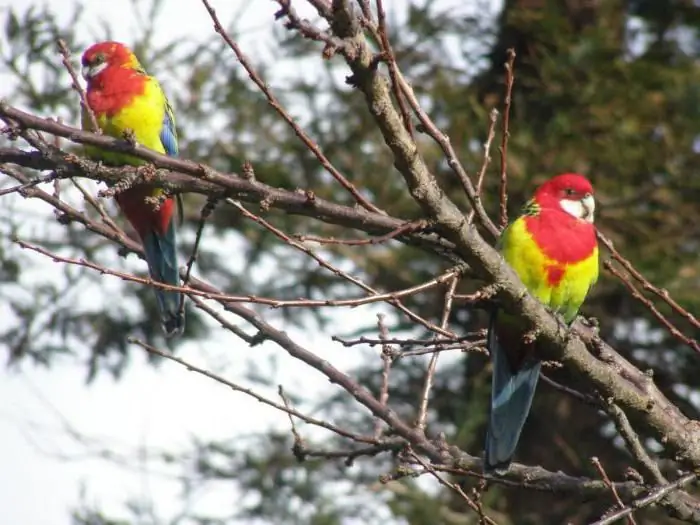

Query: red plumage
left=523, top=210, right=597, bottom=266
left=115, top=188, right=175, bottom=239
left=82, top=42, right=147, bottom=118
left=524, top=173, right=597, bottom=264
left=85, top=69, right=146, bottom=117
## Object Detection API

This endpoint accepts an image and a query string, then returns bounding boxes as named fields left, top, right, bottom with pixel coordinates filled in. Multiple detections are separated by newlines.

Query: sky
left=0, top=0, right=494, bottom=523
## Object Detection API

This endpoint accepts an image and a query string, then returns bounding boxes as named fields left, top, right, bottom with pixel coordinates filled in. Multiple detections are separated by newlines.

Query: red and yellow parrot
left=81, top=41, right=184, bottom=337
left=485, top=173, right=599, bottom=472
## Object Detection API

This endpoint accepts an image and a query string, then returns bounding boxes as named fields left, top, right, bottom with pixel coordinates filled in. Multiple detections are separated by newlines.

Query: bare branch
left=227, top=197, right=462, bottom=335
left=0, top=108, right=458, bottom=259
left=498, top=48, right=515, bottom=230
left=375, top=0, right=414, bottom=137
left=416, top=275, right=458, bottom=431
left=605, top=260, right=700, bottom=353
left=410, top=451, right=501, bottom=525
left=605, top=402, right=666, bottom=485
left=467, top=108, right=499, bottom=224
left=132, top=337, right=377, bottom=444
left=591, top=456, right=638, bottom=525
left=201, top=0, right=383, bottom=214
left=374, top=313, right=394, bottom=439
left=56, top=38, right=99, bottom=133
left=293, top=219, right=430, bottom=246
left=590, top=473, right=698, bottom=525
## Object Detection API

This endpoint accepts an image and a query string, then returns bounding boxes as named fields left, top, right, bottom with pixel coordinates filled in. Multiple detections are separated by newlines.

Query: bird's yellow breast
left=501, top=217, right=599, bottom=322
left=83, top=78, right=166, bottom=165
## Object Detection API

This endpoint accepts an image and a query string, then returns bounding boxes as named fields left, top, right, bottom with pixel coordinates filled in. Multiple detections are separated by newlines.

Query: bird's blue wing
left=160, top=96, right=179, bottom=157
left=484, top=311, right=542, bottom=473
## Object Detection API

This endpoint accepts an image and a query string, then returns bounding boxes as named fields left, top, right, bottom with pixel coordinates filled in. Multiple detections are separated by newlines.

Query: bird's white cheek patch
left=83, top=62, right=108, bottom=79
left=560, top=199, right=584, bottom=219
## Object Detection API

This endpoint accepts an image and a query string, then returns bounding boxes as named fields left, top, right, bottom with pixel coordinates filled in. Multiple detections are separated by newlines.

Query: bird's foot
left=544, top=305, right=569, bottom=335
left=121, top=128, right=138, bottom=148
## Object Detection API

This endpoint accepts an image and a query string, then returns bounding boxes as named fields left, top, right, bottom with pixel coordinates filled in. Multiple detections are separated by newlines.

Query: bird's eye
left=83, top=53, right=105, bottom=67
left=564, top=188, right=576, bottom=196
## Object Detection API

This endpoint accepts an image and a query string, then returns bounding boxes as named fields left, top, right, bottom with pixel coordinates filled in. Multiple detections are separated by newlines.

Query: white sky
left=0, top=0, right=496, bottom=523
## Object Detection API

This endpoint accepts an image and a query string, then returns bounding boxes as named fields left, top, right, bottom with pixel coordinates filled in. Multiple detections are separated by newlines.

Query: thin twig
left=396, top=341, right=485, bottom=358
left=57, top=38, right=99, bottom=133
left=498, top=48, right=515, bottom=230
left=131, top=337, right=377, bottom=444
left=467, top=108, right=499, bottom=224
left=606, top=403, right=666, bottom=485
left=294, top=219, right=429, bottom=246
left=605, top=260, right=700, bottom=354
left=590, top=473, right=698, bottom=525
left=179, top=196, right=219, bottom=321
left=227, top=197, right=460, bottom=336
left=16, top=236, right=464, bottom=312
left=71, top=178, right=123, bottom=235
left=201, top=0, right=383, bottom=214
left=389, top=68, right=499, bottom=239
left=591, top=456, right=638, bottom=525
left=416, top=276, right=458, bottom=431
left=376, top=0, right=414, bottom=137
left=540, top=373, right=600, bottom=407
left=374, top=313, right=393, bottom=439
left=301, top=441, right=402, bottom=466
left=279, top=385, right=307, bottom=461
left=333, top=331, right=485, bottom=348
left=599, top=232, right=700, bottom=331
left=189, top=294, right=259, bottom=344
left=183, top=197, right=217, bottom=288
left=0, top=171, right=59, bottom=196
left=410, top=452, right=500, bottom=525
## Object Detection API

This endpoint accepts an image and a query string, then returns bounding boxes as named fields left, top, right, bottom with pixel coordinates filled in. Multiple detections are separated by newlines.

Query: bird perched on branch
left=485, top=173, right=599, bottom=472
left=81, top=41, right=184, bottom=337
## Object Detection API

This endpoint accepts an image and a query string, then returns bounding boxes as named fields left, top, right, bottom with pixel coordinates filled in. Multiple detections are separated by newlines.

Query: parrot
left=485, top=173, right=599, bottom=473
left=81, top=41, right=184, bottom=337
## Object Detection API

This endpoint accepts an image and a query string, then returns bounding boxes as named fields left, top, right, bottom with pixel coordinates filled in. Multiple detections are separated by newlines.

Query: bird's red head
left=534, top=173, right=596, bottom=223
left=81, top=41, right=141, bottom=81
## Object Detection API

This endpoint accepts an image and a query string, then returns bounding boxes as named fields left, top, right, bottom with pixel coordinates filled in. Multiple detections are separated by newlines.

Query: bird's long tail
left=485, top=312, right=541, bottom=473
left=142, top=221, right=184, bottom=337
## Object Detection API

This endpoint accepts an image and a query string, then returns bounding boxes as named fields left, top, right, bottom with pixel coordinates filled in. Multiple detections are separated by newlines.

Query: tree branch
left=307, top=1, right=700, bottom=481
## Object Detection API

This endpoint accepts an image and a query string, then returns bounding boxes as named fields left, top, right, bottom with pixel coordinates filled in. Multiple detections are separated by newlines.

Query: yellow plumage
left=500, top=216, right=599, bottom=322
left=81, top=78, right=173, bottom=168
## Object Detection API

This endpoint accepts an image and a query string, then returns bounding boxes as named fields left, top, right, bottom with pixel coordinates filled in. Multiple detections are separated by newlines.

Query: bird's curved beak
left=581, top=194, right=595, bottom=223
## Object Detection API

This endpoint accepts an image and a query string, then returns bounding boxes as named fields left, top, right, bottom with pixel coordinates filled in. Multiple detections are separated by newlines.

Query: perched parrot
left=81, top=41, right=184, bottom=337
left=485, top=173, right=599, bottom=472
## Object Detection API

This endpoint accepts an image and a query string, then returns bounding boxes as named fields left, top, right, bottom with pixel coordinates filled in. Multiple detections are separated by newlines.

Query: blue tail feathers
left=485, top=312, right=541, bottom=473
left=142, top=222, right=184, bottom=337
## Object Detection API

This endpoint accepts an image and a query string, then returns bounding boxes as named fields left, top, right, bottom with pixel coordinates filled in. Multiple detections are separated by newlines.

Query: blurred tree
left=1, top=0, right=699, bottom=523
